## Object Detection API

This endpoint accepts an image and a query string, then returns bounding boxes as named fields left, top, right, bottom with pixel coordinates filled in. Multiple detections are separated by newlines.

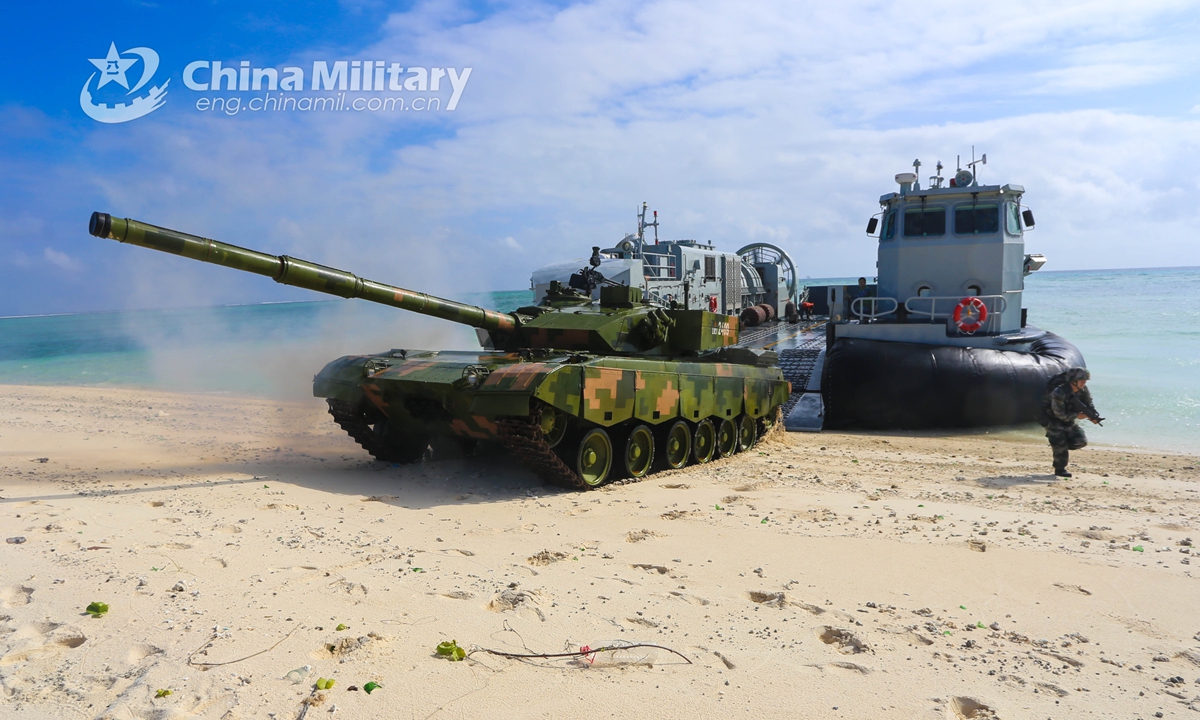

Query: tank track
left=496, top=411, right=586, bottom=490
left=326, top=399, right=387, bottom=460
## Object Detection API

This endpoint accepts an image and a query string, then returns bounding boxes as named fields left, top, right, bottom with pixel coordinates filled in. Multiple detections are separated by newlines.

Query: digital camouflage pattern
left=89, top=212, right=791, bottom=488
left=1042, top=367, right=1095, bottom=474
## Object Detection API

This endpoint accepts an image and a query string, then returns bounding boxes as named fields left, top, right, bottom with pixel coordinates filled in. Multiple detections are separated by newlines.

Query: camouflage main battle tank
left=88, top=212, right=790, bottom=489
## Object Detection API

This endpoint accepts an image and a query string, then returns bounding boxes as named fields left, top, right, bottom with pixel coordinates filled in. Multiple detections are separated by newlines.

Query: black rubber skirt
left=822, top=331, right=1085, bottom=429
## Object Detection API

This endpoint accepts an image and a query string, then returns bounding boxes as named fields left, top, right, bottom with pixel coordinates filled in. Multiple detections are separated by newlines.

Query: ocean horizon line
left=3, top=264, right=1197, bottom=320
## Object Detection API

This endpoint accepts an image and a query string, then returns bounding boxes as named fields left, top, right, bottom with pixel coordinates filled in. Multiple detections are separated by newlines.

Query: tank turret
left=88, top=212, right=790, bottom=489
left=90, top=213, right=742, bottom=357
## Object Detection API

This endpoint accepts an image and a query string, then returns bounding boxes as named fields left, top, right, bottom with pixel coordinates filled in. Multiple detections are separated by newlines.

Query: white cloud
left=43, top=247, right=83, bottom=272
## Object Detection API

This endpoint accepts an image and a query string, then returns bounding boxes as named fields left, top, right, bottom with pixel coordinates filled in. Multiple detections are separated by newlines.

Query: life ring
left=708, top=296, right=718, bottom=312
left=953, top=296, right=988, bottom=333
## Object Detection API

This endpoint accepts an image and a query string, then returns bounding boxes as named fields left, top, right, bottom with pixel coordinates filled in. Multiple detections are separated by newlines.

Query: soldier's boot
left=1052, top=445, right=1070, bottom=477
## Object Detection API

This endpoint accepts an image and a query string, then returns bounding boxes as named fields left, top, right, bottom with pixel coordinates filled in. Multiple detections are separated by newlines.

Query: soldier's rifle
left=1069, top=392, right=1105, bottom=426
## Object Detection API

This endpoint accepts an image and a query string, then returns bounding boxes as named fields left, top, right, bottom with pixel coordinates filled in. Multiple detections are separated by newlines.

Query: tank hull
left=821, top=331, right=1084, bottom=429
left=314, top=349, right=790, bottom=487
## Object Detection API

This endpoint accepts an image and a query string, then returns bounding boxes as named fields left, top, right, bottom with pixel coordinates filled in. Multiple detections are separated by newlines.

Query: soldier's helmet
left=1064, top=367, right=1090, bottom=383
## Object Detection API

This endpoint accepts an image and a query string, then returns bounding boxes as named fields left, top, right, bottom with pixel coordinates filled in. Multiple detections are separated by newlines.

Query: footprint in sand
left=0, top=627, right=87, bottom=666
left=126, top=643, right=163, bottom=664
left=1, top=587, right=33, bottom=608
left=946, top=696, right=999, bottom=719
left=625, top=529, right=662, bottom=543
left=212, top=524, right=242, bottom=534
left=669, top=591, right=710, bottom=606
left=801, top=660, right=871, bottom=674
left=815, top=626, right=871, bottom=654
left=747, top=590, right=787, bottom=608
left=631, top=563, right=671, bottom=575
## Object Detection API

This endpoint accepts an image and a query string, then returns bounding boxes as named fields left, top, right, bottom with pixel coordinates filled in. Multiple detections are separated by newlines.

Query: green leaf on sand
left=436, top=640, right=466, bottom=661
left=336, top=623, right=348, bottom=631
left=364, top=681, right=381, bottom=694
left=155, top=689, right=172, bottom=698
left=86, top=602, right=109, bottom=618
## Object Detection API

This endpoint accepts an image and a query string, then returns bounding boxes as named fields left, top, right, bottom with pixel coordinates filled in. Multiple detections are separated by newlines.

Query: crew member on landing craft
left=1041, top=367, right=1103, bottom=478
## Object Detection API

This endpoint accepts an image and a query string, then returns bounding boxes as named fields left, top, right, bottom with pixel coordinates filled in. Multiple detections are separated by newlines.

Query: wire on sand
left=186, top=623, right=301, bottom=668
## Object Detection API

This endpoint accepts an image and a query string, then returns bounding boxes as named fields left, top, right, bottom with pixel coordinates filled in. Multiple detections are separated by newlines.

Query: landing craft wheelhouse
left=794, top=154, right=1085, bottom=430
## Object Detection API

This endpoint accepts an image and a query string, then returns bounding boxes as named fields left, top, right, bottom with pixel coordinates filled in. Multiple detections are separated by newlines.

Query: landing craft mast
left=637, top=202, right=659, bottom=245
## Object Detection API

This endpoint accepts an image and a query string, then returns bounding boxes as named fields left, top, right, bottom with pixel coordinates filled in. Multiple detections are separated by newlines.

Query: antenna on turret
left=931, top=161, right=944, bottom=189
left=912, top=159, right=922, bottom=190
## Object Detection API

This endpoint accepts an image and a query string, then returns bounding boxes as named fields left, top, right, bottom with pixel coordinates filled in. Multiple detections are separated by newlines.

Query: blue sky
left=3, top=0, right=1200, bottom=316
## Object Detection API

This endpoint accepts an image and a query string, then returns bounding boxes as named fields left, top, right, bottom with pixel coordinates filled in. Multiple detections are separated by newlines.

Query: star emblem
left=89, top=42, right=138, bottom=90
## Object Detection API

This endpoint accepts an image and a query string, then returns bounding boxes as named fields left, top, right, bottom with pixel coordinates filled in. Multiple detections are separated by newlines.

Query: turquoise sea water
left=1, top=273, right=1197, bottom=453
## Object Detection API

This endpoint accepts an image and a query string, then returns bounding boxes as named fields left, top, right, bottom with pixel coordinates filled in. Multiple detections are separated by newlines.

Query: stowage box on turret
left=88, top=212, right=790, bottom=489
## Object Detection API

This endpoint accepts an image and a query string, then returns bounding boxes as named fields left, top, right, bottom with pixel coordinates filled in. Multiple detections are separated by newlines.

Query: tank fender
left=634, top=371, right=681, bottom=424
left=679, top=374, right=715, bottom=421
left=533, top=365, right=583, bottom=417
left=713, top=375, right=745, bottom=421
left=582, top=367, right=637, bottom=426
left=312, top=355, right=376, bottom=404
left=469, top=362, right=581, bottom=418
left=744, top=377, right=778, bottom=418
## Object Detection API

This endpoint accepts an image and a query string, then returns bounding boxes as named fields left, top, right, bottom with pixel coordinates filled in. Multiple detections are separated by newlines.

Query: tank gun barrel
left=88, top=213, right=517, bottom=333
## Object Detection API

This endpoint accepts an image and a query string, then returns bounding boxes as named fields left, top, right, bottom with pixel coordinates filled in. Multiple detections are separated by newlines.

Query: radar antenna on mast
left=966, top=146, right=987, bottom=186
left=637, top=202, right=659, bottom=245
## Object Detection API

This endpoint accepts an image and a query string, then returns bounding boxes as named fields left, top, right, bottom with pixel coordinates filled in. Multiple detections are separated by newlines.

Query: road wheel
left=622, top=424, right=655, bottom=479
left=538, top=404, right=570, bottom=449
left=575, top=427, right=614, bottom=487
left=736, top=414, right=757, bottom=453
left=658, top=420, right=691, bottom=470
left=693, top=419, right=716, bottom=464
left=716, top=418, right=737, bottom=458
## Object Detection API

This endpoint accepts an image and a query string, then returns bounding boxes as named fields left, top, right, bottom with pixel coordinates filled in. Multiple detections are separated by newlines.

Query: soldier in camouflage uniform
left=1042, top=367, right=1100, bottom=478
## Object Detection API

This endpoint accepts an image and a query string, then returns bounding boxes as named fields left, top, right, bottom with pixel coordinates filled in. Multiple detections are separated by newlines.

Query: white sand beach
left=1, top=384, right=1198, bottom=719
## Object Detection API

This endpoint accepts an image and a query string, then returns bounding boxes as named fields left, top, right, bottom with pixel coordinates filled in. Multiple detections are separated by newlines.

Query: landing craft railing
left=850, top=296, right=899, bottom=320
left=642, top=251, right=678, bottom=280
left=904, top=295, right=1007, bottom=333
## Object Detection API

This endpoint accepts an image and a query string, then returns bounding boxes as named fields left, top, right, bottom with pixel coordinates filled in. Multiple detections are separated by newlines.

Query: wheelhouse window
left=881, top=210, right=897, bottom=241
left=955, top=204, right=999, bottom=234
left=1005, top=202, right=1022, bottom=235
left=903, top=208, right=945, bottom=237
